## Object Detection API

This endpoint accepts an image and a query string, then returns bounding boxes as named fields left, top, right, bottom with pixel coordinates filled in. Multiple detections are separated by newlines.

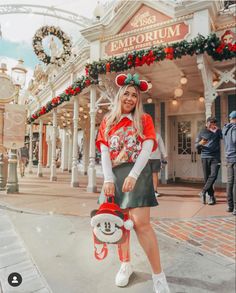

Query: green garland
left=85, top=33, right=236, bottom=79
left=27, top=76, right=93, bottom=123
left=28, top=33, right=235, bottom=124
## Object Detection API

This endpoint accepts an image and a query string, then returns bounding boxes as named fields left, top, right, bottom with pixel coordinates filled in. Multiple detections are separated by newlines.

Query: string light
left=172, top=98, right=178, bottom=105
left=98, top=108, right=103, bottom=113
left=84, top=114, right=88, bottom=119
left=180, top=76, right=188, bottom=85
left=174, top=87, right=183, bottom=97
left=148, top=82, right=152, bottom=90
left=213, top=78, right=219, bottom=87
left=147, top=97, right=153, bottom=103
left=199, top=96, right=204, bottom=102
left=79, top=106, right=84, bottom=112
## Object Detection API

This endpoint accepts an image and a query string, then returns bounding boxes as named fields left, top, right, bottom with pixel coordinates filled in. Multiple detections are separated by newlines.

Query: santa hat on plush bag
left=90, top=197, right=134, bottom=260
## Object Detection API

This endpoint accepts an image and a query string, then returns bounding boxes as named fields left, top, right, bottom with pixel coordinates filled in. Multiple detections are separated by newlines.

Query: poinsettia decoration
left=28, top=32, right=235, bottom=123
left=27, top=77, right=92, bottom=123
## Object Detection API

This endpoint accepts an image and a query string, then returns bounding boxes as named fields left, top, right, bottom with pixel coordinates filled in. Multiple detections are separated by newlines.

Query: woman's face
left=120, top=86, right=138, bottom=114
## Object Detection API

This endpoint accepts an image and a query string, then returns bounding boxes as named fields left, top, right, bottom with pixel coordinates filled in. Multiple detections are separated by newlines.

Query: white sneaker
left=115, top=262, right=133, bottom=287
left=153, top=272, right=170, bottom=293
left=155, top=191, right=160, bottom=197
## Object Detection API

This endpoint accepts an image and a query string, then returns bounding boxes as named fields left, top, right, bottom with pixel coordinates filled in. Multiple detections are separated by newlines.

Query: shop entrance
left=171, top=114, right=205, bottom=182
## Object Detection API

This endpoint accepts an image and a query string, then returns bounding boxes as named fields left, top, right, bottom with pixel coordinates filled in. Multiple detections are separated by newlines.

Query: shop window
left=177, top=121, right=191, bottom=155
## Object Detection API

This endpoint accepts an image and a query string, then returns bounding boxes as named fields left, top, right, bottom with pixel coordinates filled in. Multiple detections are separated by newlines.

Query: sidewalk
left=0, top=168, right=235, bottom=293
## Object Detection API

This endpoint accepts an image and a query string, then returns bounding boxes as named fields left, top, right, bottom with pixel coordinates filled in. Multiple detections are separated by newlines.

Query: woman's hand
left=122, top=176, right=137, bottom=193
left=103, top=182, right=115, bottom=196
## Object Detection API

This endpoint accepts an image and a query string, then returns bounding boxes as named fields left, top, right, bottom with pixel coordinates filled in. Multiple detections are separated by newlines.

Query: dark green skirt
left=98, top=162, right=158, bottom=209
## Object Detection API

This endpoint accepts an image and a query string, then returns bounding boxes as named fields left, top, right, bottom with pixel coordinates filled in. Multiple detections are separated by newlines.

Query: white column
left=82, top=122, right=90, bottom=175
left=47, top=140, right=52, bottom=168
left=71, top=96, right=79, bottom=187
left=37, top=119, right=43, bottom=177
left=197, top=54, right=217, bottom=121
left=205, top=99, right=213, bottom=120
left=87, top=85, right=97, bottom=192
left=28, top=123, right=33, bottom=174
left=50, top=109, right=57, bottom=181
left=61, top=128, right=69, bottom=171
left=192, top=9, right=210, bottom=38
left=68, top=134, right=72, bottom=173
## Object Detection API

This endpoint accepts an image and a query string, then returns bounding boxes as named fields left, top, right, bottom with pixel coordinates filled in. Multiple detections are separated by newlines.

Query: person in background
left=18, top=145, right=29, bottom=177
left=222, top=110, right=236, bottom=216
left=149, top=133, right=167, bottom=198
left=195, top=117, right=222, bottom=205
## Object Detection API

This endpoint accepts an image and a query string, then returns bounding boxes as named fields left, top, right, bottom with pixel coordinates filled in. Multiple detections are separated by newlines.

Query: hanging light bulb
left=67, top=120, right=71, bottom=125
left=84, top=114, right=88, bottom=119
left=212, top=77, right=219, bottom=87
left=199, top=96, right=204, bottom=102
left=172, top=97, right=178, bottom=105
left=98, top=108, right=103, bottom=113
left=79, top=106, right=84, bottom=112
left=180, top=76, right=188, bottom=85
left=174, top=87, right=183, bottom=97
left=60, top=115, right=65, bottom=120
left=147, top=97, right=153, bottom=104
left=148, top=82, right=152, bottom=90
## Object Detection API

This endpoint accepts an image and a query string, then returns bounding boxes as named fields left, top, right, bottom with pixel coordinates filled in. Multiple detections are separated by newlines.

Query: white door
left=173, top=115, right=205, bottom=182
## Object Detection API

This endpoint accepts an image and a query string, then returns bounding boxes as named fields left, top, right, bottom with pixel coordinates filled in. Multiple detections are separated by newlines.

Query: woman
left=96, top=73, right=170, bottom=292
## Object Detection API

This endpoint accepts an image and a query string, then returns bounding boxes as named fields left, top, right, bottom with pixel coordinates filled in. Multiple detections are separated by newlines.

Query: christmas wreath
left=32, top=25, right=72, bottom=66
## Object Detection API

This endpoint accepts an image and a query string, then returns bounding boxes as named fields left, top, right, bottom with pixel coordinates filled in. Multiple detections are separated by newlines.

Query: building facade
left=27, top=0, right=236, bottom=189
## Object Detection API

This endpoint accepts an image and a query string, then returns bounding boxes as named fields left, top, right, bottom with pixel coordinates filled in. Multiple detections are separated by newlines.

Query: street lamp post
left=6, top=59, right=27, bottom=193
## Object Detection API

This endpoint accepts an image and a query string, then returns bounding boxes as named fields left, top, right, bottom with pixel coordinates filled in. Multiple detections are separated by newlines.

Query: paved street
left=0, top=168, right=235, bottom=293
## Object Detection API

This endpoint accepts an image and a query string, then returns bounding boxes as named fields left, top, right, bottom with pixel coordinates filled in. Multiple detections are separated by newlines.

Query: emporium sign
left=104, top=5, right=189, bottom=56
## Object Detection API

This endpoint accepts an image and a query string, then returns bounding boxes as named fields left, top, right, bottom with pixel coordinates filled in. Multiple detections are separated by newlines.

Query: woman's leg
left=115, top=209, right=132, bottom=287
left=129, top=207, right=162, bottom=274
left=152, top=173, right=158, bottom=192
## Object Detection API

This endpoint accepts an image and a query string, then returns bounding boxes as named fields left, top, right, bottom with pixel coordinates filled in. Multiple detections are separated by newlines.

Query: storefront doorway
left=171, top=114, right=205, bottom=182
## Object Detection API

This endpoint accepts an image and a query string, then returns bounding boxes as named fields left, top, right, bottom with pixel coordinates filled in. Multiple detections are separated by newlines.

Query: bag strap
left=93, top=233, right=108, bottom=260
left=105, top=195, right=115, bottom=203
left=94, top=243, right=108, bottom=260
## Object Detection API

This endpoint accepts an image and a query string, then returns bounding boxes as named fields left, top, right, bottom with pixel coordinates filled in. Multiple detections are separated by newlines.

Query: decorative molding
left=101, top=14, right=193, bottom=42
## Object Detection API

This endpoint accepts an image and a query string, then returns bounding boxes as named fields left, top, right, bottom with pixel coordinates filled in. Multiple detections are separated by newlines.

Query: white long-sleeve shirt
left=101, top=139, right=154, bottom=183
left=150, top=133, right=167, bottom=160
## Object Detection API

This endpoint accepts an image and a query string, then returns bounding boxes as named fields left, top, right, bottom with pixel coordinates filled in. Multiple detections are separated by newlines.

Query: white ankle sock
left=152, top=271, right=165, bottom=279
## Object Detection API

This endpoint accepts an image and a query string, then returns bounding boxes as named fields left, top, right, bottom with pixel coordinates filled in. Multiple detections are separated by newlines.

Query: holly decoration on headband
left=115, top=73, right=149, bottom=92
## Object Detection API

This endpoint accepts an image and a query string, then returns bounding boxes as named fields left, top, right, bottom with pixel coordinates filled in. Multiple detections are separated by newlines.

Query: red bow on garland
left=164, top=47, right=174, bottom=60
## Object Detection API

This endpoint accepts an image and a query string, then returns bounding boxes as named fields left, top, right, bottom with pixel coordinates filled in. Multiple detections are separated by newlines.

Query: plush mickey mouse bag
left=90, top=196, right=134, bottom=260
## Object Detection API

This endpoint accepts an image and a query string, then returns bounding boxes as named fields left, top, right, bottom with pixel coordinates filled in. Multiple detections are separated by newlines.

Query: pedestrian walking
left=17, top=145, right=29, bottom=177
left=195, top=117, right=222, bottom=205
left=95, top=73, right=170, bottom=292
left=222, top=110, right=236, bottom=216
left=149, top=133, right=167, bottom=198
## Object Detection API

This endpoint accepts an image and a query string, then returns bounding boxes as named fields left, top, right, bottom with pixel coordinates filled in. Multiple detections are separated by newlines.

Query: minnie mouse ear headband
left=115, top=73, right=149, bottom=92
